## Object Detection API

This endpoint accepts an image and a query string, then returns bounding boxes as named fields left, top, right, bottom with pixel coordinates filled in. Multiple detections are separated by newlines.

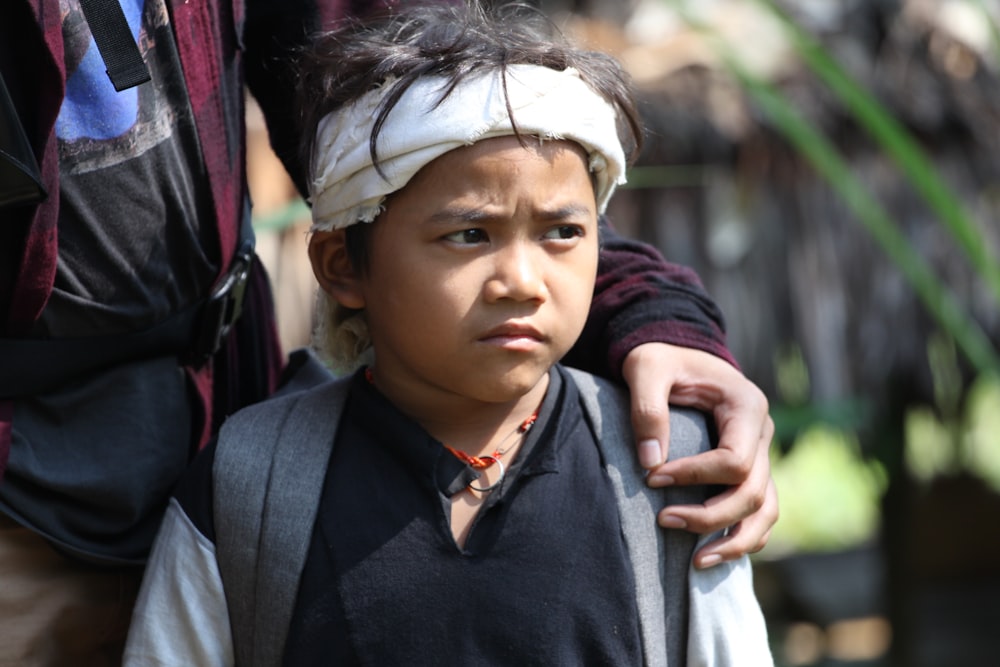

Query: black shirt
left=0, top=0, right=218, bottom=565
left=283, top=366, right=642, bottom=666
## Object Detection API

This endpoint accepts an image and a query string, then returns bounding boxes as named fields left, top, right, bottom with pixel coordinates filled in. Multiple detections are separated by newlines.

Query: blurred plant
left=770, top=344, right=870, bottom=447
left=655, top=0, right=1000, bottom=555
left=664, top=0, right=1000, bottom=377
left=767, top=424, right=888, bottom=555
left=253, top=199, right=310, bottom=234
left=906, top=332, right=1000, bottom=491
left=760, top=335, right=1000, bottom=556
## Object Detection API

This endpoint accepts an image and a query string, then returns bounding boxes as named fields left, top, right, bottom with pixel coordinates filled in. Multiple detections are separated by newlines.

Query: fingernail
left=647, top=474, right=675, bottom=487
left=638, top=439, right=662, bottom=468
left=697, top=554, right=723, bottom=569
left=659, top=515, right=686, bottom=530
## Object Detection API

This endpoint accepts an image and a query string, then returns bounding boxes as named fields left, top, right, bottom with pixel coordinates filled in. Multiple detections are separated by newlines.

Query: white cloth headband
left=308, top=64, right=627, bottom=231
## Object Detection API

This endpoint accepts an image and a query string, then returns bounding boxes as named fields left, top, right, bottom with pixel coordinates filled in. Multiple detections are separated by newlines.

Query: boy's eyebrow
left=426, top=203, right=596, bottom=225
left=425, top=207, right=492, bottom=225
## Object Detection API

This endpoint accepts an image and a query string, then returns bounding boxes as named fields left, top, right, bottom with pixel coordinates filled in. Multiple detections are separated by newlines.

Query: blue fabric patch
left=57, top=0, right=145, bottom=141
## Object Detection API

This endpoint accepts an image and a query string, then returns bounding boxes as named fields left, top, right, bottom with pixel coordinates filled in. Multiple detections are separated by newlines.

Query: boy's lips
left=479, top=322, right=546, bottom=347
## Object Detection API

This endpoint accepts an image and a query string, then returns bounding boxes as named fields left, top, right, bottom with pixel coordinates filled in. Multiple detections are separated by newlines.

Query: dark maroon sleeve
left=562, top=218, right=737, bottom=381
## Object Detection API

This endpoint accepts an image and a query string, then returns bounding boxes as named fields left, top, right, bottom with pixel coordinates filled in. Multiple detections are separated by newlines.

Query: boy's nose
left=484, top=243, right=547, bottom=303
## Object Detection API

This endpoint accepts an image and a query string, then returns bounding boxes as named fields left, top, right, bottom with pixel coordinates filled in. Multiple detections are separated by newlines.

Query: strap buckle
left=189, top=242, right=253, bottom=365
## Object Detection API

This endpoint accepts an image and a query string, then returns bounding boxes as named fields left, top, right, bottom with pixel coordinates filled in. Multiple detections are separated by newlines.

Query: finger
left=692, top=523, right=774, bottom=570
left=656, top=483, right=762, bottom=535
left=650, top=351, right=740, bottom=412
left=692, top=481, right=778, bottom=568
left=647, top=446, right=752, bottom=488
left=648, top=410, right=772, bottom=489
left=652, top=373, right=769, bottom=488
left=709, top=385, right=770, bottom=467
left=621, top=349, right=675, bottom=469
left=656, top=436, right=773, bottom=533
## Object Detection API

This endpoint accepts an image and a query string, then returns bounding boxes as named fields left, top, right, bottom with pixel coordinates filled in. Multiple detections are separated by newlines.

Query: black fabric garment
left=283, top=366, right=642, bottom=666
left=0, top=0, right=216, bottom=564
left=3, top=355, right=193, bottom=564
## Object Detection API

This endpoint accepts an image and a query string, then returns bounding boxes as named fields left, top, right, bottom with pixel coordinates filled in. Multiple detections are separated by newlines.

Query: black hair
left=296, top=1, right=642, bottom=271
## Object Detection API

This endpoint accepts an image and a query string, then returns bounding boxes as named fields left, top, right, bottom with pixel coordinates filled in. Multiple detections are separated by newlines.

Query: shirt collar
left=349, top=367, right=568, bottom=499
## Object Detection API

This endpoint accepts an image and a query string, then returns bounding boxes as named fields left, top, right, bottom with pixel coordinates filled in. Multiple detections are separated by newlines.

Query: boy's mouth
left=478, top=322, right=546, bottom=349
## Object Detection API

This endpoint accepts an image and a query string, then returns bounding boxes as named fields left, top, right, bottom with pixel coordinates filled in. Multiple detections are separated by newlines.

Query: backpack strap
left=77, top=0, right=151, bottom=91
left=566, top=368, right=712, bottom=667
left=213, top=350, right=345, bottom=667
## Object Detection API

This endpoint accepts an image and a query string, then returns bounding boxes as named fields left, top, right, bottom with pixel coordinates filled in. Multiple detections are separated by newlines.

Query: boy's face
left=351, top=135, right=599, bottom=407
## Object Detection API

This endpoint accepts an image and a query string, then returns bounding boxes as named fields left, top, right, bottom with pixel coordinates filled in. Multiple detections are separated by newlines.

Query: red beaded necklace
left=365, top=367, right=540, bottom=492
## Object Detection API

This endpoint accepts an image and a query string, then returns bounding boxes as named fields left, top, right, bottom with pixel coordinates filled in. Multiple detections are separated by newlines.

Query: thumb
left=621, top=346, right=676, bottom=469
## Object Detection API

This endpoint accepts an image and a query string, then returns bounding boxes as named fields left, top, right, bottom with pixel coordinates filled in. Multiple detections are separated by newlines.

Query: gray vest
left=213, top=351, right=712, bottom=667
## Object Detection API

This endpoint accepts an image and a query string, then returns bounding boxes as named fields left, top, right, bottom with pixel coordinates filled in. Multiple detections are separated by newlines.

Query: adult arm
left=563, top=221, right=777, bottom=567
left=564, top=220, right=735, bottom=374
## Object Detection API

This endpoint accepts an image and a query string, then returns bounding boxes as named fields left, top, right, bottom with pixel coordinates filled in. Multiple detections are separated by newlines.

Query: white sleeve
left=123, top=498, right=235, bottom=667
left=686, top=535, right=774, bottom=667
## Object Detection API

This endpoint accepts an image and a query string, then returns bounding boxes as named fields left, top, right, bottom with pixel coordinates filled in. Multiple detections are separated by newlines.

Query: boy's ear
left=308, top=229, right=366, bottom=310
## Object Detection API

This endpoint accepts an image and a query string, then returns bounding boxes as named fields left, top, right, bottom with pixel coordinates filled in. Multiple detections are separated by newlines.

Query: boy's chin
left=478, top=364, right=553, bottom=403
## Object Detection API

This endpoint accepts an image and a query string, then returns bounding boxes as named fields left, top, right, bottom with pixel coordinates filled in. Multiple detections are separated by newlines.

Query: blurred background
left=245, top=1, right=1000, bottom=665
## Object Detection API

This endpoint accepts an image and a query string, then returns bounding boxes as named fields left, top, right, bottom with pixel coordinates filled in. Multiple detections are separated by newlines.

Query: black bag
left=0, top=71, right=46, bottom=210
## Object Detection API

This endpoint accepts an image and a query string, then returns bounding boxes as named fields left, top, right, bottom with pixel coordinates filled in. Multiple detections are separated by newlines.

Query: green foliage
left=766, top=359, right=1000, bottom=557
left=905, top=353, right=1000, bottom=491
left=905, top=407, right=960, bottom=480
left=767, top=426, right=887, bottom=555
left=774, top=344, right=810, bottom=407
left=902, top=330, right=1000, bottom=488
left=770, top=344, right=871, bottom=447
left=252, top=198, right=310, bottom=233
left=963, top=375, right=1000, bottom=490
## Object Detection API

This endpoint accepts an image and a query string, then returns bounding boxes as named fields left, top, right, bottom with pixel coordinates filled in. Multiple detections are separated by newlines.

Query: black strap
left=0, top=71, right=47, bottom=209
left=0, top=239, right=255, bottom=398
left=0, top=303, right=201, bottom=398
left=77, top=0, right=151, bottom=91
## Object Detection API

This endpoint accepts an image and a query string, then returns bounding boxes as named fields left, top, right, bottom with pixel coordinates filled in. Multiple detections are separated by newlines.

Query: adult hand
left=621, top=342, right=778, bottom=569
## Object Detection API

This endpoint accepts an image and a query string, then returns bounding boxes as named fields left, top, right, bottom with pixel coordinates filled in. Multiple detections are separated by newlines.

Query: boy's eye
left=543, top=225, right=585, bottom=240
left=443, top=228, right=489, bottom=244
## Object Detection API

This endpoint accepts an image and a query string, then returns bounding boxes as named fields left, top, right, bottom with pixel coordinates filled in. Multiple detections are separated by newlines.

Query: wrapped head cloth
left=308, top=64, right=628, bottom=231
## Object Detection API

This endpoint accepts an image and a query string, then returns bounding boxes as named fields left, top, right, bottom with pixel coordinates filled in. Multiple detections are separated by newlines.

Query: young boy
left=124, top=4, right=773, bottom=665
